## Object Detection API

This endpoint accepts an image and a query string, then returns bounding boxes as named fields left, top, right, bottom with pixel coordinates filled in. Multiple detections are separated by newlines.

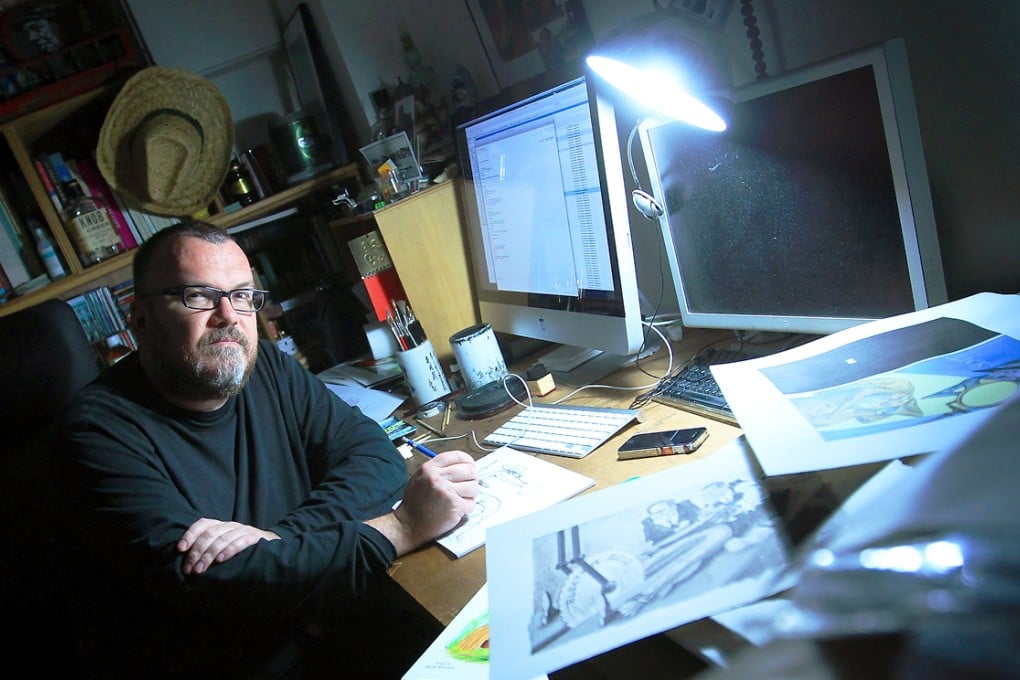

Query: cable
left=626, top=120, right=664, bottom=220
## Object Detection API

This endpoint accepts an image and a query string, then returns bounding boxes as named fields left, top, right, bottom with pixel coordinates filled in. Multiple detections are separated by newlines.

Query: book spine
left=0, top=261, right=11, bottom=300
left=0, top=181, right=45, bottom=278
left=109, top=189, right=143, bottom=245
left=33, top=157, right=64, bottom=214
left=67, top=293, right=101, bottom=344
left=0, top=201, right=31, bottom=287
left=77, top=157, right=138, bottom=249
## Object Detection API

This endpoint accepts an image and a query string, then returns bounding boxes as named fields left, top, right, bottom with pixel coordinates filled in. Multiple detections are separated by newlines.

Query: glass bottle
left=224, top=159, right=257, bottom=206
left=63, top=181, right=123, bottom=267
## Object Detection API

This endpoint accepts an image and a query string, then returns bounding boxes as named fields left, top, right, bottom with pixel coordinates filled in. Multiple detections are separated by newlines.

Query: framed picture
left=467, top=0, right=554, bottom=89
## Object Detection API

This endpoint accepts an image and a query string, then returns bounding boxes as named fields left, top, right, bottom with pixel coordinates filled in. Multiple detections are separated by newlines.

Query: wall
left=127, top=0, right=296, bottom=152
left=124, top=0, right=1018, bottom=301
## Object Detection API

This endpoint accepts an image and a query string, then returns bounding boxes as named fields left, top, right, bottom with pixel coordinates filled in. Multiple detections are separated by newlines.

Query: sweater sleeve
left=266, top=345, right=410, bottom=536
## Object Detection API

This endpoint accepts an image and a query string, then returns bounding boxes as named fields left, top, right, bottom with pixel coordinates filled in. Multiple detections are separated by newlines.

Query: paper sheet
left=324, top=380, right=405, bottom=423
left=403, top=584, right=548, bottom=680
left=712, top=292, right=1020, bottom=476
left=485, top=438, right=790, bottom=680
left=436, top=447, right=595, bottom=558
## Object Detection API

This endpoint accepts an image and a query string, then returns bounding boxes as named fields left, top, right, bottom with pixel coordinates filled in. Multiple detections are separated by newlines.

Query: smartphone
left=617, top=427, right=709, bottom=460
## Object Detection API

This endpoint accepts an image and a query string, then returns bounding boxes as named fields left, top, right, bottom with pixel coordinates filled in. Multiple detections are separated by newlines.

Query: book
left=66, top=292, right=102, bottom=343
left=76, top=157, right=138, bottom=250
left=109, top=189, right=144, bottom=245
left=0, top=200, right=31, bottom=287
left=435, top=447, right=595, bottom=558
left=33, top=154, right=66, bottom=213
left=0, top=183, right=32, bottom=286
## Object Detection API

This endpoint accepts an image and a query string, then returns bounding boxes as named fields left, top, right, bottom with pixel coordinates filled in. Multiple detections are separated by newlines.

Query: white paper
left=712, top=292, right=1020, bottom=476
left=436, top=448, right=595, bottom=558
left=324, top=380, right=404, bottom=423
left=318, top=355, right=403, bottom=387
left=485, top=439, right=790, bottom=680
left=403, top=584, right=548, bottom=680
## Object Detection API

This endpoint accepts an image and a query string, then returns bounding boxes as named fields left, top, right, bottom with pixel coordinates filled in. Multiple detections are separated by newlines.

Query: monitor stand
left=548, top=343, right=661, bottom=386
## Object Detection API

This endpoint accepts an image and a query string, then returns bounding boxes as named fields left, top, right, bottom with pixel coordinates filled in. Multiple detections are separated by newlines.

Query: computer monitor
left=639, top=38, right=947, bottom=336
left=456, top=76, right=645, bottom=356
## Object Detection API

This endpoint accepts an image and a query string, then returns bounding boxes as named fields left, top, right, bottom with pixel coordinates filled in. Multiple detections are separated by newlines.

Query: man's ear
left=129, top=301, right=146, bottom=333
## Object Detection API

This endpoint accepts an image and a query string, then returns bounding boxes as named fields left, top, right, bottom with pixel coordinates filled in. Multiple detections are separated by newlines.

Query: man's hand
left=366, top=450, right=478, bottom=556
left=178, top=518, right=280, bottom=575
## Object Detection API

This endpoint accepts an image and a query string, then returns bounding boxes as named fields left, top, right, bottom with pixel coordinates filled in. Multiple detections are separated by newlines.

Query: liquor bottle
left=31, top=220, right=66, bottom=280
left=223, top=159, right=257, bottom=206
left=62, top=180, right=123, bottom=266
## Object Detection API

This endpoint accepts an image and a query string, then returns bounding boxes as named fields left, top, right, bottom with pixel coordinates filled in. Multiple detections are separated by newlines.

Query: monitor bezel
left=640, top=38, right=947, bottom=336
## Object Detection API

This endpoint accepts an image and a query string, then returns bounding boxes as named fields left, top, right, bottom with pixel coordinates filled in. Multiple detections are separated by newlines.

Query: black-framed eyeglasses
left=148, top=286, right=269, bottom=313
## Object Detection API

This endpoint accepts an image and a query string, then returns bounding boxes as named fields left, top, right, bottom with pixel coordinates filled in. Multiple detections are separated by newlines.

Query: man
left=58, top=221, right=478, bottom=678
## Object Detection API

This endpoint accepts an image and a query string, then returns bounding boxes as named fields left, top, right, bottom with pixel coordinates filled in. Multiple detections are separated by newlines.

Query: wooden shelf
left=0, top=162, right=363, bottom=318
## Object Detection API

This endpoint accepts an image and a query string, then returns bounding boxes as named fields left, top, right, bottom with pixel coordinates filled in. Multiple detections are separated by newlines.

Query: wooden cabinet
left=335, top=179, right=480, bottom=364
left=0, top=78, right=363, bottom=318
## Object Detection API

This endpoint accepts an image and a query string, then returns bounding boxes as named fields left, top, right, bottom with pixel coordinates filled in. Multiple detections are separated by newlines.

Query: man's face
left=131, top=236, right=260, bottom=409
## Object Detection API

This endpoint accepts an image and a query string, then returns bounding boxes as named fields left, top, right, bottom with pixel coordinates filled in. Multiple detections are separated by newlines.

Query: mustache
left=201, top=328, right=251, bottom=350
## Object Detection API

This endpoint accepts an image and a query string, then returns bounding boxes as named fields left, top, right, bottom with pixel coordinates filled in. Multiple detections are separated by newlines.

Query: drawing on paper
left=756, top=318, right=1020, bottom=440
left=527, top=475, right=784, bottom=653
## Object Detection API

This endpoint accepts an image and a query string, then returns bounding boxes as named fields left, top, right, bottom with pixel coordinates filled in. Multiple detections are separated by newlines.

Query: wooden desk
left=389, top=328, right=744, bottom=626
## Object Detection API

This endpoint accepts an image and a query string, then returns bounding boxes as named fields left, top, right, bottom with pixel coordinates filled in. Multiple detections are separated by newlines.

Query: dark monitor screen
left=640, top=39, right=946, bottom=336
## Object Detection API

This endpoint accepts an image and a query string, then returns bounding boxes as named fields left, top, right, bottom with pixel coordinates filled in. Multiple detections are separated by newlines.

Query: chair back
left=0, top=298, right=102, bottom=676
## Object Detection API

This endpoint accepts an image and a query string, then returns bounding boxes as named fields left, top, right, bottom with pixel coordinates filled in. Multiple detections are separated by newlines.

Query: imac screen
left=457, top=76, right=644, bottom=355
left=640, top=39, right=947, bottom=336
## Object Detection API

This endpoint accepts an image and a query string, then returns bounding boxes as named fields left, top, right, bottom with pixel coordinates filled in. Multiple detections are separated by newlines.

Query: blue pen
left=405, top=437, right=437, bottom=459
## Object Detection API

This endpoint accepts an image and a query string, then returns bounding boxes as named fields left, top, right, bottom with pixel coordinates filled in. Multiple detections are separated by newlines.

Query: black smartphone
left=617, top=427, right=709, bottom=460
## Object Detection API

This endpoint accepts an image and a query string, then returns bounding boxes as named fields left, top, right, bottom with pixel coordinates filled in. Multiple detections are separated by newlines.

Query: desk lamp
left=586, top=1, right=732, bottom=219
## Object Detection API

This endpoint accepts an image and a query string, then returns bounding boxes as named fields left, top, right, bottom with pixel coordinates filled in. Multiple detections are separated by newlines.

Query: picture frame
left=465, top=0, right=549, bottom=89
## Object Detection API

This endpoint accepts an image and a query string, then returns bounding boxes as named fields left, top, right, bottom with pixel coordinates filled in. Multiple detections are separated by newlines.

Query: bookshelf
left=0, top=72, right=362, bottom=319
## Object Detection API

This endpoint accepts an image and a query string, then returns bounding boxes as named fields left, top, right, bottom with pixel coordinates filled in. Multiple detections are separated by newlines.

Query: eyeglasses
left=149, top=286, right=268, bottom=313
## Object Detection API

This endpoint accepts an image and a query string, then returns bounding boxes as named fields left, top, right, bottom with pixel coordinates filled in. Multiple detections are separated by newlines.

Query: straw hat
left=97, top=66, right=234, bottom=216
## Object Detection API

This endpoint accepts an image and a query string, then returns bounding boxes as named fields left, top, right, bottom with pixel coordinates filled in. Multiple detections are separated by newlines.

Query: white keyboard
left=484, top=404, right=639, bottom=458
left=538, top=345, right=604, bottom=372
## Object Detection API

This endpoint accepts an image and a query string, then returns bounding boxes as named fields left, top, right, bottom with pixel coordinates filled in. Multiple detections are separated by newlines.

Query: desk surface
left=390, top=328, right=746, bottom=626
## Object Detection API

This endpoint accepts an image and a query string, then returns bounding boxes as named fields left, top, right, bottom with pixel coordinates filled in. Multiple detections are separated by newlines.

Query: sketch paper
left=437, top=448, right=594, bottom=558
left=485, top=439, right=790, bottom=680
left=712, top=293, right=1020, bottom=476
left=402, top=584, right=548, bottom=680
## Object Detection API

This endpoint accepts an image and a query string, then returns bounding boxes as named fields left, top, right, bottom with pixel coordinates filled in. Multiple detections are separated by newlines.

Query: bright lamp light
left=587, top=55, right=726, bottom=132
left=585, top=6, right=732, bottom=132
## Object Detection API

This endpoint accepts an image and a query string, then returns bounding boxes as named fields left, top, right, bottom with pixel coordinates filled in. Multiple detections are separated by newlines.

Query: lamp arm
left=627, top=118, right=664, bottom=220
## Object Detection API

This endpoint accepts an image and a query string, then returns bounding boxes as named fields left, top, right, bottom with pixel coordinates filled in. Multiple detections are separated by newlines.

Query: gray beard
left=188, top=344, right=253, bottom=398
left=154, top=331, right=258, bottom=403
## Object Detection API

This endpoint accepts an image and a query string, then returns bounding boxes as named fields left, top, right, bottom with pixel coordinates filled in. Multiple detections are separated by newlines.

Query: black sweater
left=59, top=340, right=410, bottom=677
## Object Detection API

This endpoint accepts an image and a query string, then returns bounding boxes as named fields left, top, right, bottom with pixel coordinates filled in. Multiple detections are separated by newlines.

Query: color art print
left=713, top=293, right=1020, bottom=475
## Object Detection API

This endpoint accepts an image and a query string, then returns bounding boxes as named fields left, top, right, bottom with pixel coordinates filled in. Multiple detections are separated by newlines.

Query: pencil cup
left=395, top=340, right=451, bottom=406
left=449, top=323, right=508, bottom=392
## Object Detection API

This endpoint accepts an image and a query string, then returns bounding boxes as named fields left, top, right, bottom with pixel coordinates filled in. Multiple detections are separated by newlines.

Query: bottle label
left=70, top=208, right=120, bottom=257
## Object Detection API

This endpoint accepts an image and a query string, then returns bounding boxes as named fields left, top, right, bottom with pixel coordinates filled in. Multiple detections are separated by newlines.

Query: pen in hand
left=404, top=437, right=437, bottom=459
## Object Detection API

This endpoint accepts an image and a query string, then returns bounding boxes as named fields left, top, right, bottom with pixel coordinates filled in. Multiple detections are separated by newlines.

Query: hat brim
left=97, top=66, right=234, bottom=216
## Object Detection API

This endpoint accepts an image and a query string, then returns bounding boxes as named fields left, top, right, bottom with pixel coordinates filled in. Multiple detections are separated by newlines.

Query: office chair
left=0, top=298, right=103, bottom=676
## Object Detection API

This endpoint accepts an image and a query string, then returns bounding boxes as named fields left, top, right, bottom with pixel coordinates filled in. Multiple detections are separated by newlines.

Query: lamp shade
left=586, top=8, right=731, bottom=131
